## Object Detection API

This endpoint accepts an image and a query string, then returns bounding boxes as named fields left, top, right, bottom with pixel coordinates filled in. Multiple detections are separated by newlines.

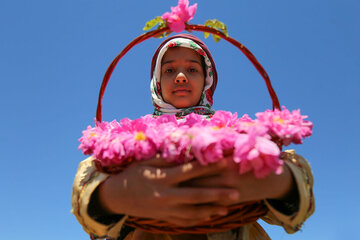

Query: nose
left=174, top=72, right=188, bottom=84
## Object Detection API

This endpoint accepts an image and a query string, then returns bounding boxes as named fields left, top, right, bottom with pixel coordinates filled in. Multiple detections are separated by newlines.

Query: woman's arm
left=98, top=155, right=242, bottom=227
left=262, top=150, right=315, bottom=233
left=71, top=156, right=125, bottom=239
left=181, top=155, right=295, bottom=202
left=184, top=150, right=314, bottom=233
left=72, top=155, right=243, bottom=239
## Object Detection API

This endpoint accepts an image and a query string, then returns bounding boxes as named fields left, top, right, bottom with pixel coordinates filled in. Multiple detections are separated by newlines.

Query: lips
left=173, top=88, right=191, bottom=95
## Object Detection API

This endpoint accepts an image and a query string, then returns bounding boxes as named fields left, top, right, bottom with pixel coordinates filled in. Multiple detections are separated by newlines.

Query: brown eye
left=164, top=68, right=174, bottom=73
left=188, top=67, right=198, bottom=73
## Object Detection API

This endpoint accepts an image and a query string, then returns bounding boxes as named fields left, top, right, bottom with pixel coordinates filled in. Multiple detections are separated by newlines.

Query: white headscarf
left=150, top=37, right=216, bottom=118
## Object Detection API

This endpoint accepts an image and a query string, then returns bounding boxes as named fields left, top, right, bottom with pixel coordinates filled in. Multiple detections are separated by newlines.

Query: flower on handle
left=143, top=0, right=228, bottom=42
left=162, top=0, right=197, bottom=33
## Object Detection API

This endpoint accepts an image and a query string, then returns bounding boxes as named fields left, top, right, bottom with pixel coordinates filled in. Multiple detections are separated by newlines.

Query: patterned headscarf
left=150, top=34, right=218, bottom=118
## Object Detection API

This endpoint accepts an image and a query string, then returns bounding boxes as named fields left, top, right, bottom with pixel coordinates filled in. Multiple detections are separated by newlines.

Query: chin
left=175, top=105, right=191, bottom=109
left=174, top=102, right=194, bottom=109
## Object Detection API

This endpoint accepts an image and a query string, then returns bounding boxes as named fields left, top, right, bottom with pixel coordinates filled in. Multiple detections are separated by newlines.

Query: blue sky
left=1, top=0, right=359, bottom=239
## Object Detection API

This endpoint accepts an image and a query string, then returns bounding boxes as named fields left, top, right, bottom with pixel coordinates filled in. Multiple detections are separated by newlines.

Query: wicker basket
left=94, top=159, right=268, bottom=234
left=93, top=25, right=280, bottom=233
left=125, top=202, right=267, bottom=234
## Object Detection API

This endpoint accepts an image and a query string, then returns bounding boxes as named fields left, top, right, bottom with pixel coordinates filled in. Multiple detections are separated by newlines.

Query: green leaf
left=154, top=30, right=171, bottom=39
left=203, top=19, right=229, bottom=42
left=212, top=34, right=221, bottom=42
left=144, top=16, right=171, bottom=38
left=143, top=16, right=165, bottom=31
left=158, top=20, right=167, bottom=29
left=214, top=21, right=225, bottom=31
left=205, top=19, right=216, bottom=27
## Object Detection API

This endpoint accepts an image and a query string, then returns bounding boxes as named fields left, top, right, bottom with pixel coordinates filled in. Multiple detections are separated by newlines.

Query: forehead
left=162, top=47, right=202, bottom=63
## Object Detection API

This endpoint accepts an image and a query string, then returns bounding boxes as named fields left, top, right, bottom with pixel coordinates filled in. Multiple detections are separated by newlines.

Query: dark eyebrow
left=161, top=60, right=174, bottom=65
left=161, top=59, right=202, bottom=66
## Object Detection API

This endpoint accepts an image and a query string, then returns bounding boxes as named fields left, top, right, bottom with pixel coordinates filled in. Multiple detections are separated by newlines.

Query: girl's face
left=160, top=47, right=205, bottom=109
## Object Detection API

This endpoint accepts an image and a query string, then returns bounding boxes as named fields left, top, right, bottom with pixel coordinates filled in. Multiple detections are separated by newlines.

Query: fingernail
left=229, top=192, right=240, bottom=200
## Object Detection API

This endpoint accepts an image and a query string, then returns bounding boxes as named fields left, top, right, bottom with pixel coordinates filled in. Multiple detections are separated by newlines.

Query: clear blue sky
left=1, top=0, right=359, bottom=239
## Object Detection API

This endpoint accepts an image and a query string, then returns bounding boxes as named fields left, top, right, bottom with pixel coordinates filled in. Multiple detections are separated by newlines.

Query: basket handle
left=96, top=25, right=280, bottom=122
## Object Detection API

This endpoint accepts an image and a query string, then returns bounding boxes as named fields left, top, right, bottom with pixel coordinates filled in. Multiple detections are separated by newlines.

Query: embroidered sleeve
left=262, top=150, right=315, bottom=233
left=71, top=156, right=128, bottom=239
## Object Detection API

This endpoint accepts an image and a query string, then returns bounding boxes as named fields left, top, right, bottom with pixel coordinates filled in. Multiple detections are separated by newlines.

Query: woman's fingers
left=170, top=204, right=228, bottom=220
left=165, top=160, right=228, bottom=185
left=140, top=154, right=177, bottom=167
left=167, top=187, right=240, bottom=205
left=182, top=169, right=237, bottom=188
left=157, top=205, right=229, bottom=227
left=182, top=176, right=225, bottom=188
left=139, top=156, right=232, bottom=186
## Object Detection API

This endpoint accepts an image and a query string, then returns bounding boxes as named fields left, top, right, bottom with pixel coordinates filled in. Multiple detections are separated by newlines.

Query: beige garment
left=71, top=150, right=314, bottom=239
left=122, top=223, right=270, bottom=240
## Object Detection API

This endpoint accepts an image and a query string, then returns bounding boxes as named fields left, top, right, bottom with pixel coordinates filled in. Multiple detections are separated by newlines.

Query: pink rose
left=233, top=128, right=282, bottom=178
left=162, top=0, right=197, bottom=32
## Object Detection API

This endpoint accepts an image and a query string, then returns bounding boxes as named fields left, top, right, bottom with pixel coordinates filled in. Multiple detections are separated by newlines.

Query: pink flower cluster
left=79, top=107, right=313, bottom=178
left=162, top=0, right=197, bottom=32
left=255, top=106, right=313, bottom=146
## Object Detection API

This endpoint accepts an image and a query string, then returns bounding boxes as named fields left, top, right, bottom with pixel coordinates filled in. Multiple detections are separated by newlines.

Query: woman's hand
left=184, top=156, right=296, bottom=204
left=98, top=155, right=241, bottom=227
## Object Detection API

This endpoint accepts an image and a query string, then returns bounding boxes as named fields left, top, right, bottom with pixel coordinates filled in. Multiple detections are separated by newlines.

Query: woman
left=71, top=34, right=314, bottom=240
